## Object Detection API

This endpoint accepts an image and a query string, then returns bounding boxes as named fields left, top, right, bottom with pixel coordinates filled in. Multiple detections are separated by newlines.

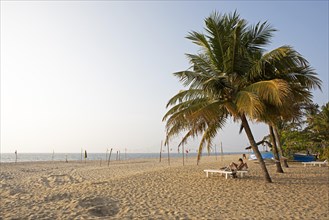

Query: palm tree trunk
left=241, top=114, right=272, bottom=183
left=273, top=126, right=289, bottom=168
left=269, top=125, right=284, bottom=173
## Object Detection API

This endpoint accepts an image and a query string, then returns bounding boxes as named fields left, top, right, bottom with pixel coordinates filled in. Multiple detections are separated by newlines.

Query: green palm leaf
left=247, top=79, right=291, bottom=106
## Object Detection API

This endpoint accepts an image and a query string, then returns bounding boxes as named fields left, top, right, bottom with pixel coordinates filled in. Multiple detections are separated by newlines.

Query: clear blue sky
left=1, top=1, right=328, bottom=153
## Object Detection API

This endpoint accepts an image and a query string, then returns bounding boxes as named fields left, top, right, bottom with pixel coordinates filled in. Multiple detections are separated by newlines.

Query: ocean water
left=0, top=152, right=162, bottom=163
left=0, top=152, right=243, bottom=163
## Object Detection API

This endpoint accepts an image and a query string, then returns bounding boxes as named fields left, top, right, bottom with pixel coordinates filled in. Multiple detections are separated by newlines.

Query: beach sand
left=0, top=154, right=328, bottom=219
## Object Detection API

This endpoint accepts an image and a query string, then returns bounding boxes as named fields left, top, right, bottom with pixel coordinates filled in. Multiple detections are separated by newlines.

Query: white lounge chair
left=204, top=169, right=248, bottom=179
left=302, top=160, right=328, bottom=167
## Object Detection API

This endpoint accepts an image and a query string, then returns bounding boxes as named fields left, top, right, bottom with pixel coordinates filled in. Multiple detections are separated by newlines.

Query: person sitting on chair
left=229, top=158, right=248, bottom=171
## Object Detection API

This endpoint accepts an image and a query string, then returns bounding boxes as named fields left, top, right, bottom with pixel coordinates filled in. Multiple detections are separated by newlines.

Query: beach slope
left=0, top=155, right=328, bottom=219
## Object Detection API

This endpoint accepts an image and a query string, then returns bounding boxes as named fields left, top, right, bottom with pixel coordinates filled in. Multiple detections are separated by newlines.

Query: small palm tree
left=252, top=47, right=321, bottom=171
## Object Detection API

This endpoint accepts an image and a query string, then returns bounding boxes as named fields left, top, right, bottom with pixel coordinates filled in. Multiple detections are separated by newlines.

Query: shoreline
left=0, top=152, right=247, bottom=164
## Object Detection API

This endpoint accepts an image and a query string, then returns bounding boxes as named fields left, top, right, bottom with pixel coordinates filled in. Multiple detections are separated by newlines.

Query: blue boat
left=293, top=153, right=315, bottom=162
left=249, top=151, right=274, bottom=160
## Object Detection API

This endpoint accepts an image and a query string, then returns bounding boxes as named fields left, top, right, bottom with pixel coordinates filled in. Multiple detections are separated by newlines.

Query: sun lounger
left=302, top=160, right=328, bottom=167
left=204, top=169, right=248, bottom=179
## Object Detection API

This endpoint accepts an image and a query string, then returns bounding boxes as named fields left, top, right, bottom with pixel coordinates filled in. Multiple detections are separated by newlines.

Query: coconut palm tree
left=164, top=11, right=298, bottom=183
left=250, top=47, right=322, bottom=171
left=277, top=102, right=328, bottom=160
left=256, top=80, right=319, bottom=172
left=305, top=103, right=329, bottom=151
left=163, top=11, right=322, bottom=182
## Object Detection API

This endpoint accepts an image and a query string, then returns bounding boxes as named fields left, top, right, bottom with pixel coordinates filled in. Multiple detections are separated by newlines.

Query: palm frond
left=186, top=31, right=217, bottom=65
left=196, top=120, right=224, bottom=163
left=165, top=89, right=205, bottom=108
left=245, top=21, right=276, bottom=52
left=246, top=79, right=291, bottom=107
left=235, top=90, right=264, bottom=119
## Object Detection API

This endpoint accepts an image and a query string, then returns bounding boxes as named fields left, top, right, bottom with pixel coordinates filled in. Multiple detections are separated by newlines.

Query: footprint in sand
left=0, top=172, right=14, bottom=180
left=78, top=196, right=119, bottom=217
left=40, top=174, right=83, bottom=187
left=44, top=192, right=72, bottom=202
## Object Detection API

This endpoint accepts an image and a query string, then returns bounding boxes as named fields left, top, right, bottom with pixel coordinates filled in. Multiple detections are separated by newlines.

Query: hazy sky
left=1, top=1, right=328, bottom=153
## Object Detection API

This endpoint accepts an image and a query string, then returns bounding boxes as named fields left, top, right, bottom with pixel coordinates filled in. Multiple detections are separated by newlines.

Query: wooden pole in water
left=105, top=148, right=108, bottom=163
left=52, top=150, right=55, bottom=161
left=108, top=148, right=113, bottom=166
left=159, top=140, right=163, bottom=162
left=167, top=142, right=170, bottom=166
left=84, top=150, right=87, bottom=164
left=220, top=142, right=223, bottom=162
left=15, top=150, right=17, bottom=163
left=215, top=144, right=218, bottom=160
left=182, top=143, right=185, bottom=166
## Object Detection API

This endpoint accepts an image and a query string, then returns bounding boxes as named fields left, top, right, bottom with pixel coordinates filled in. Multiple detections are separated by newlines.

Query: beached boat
left=249, top=151, right=274, bottom=160
left=293, top=153, right=316, bottom=162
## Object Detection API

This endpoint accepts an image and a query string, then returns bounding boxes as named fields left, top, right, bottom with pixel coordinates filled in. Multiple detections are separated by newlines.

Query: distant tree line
left=279, top=102, right=329, bottom=160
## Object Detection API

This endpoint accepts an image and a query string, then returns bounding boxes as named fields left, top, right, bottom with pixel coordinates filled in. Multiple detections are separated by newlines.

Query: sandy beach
left=0, top=154, right=328, bottom=219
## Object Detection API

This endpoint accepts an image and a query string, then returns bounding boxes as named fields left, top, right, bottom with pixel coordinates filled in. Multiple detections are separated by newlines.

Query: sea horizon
left=0, top=152, right=246, bottom=163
